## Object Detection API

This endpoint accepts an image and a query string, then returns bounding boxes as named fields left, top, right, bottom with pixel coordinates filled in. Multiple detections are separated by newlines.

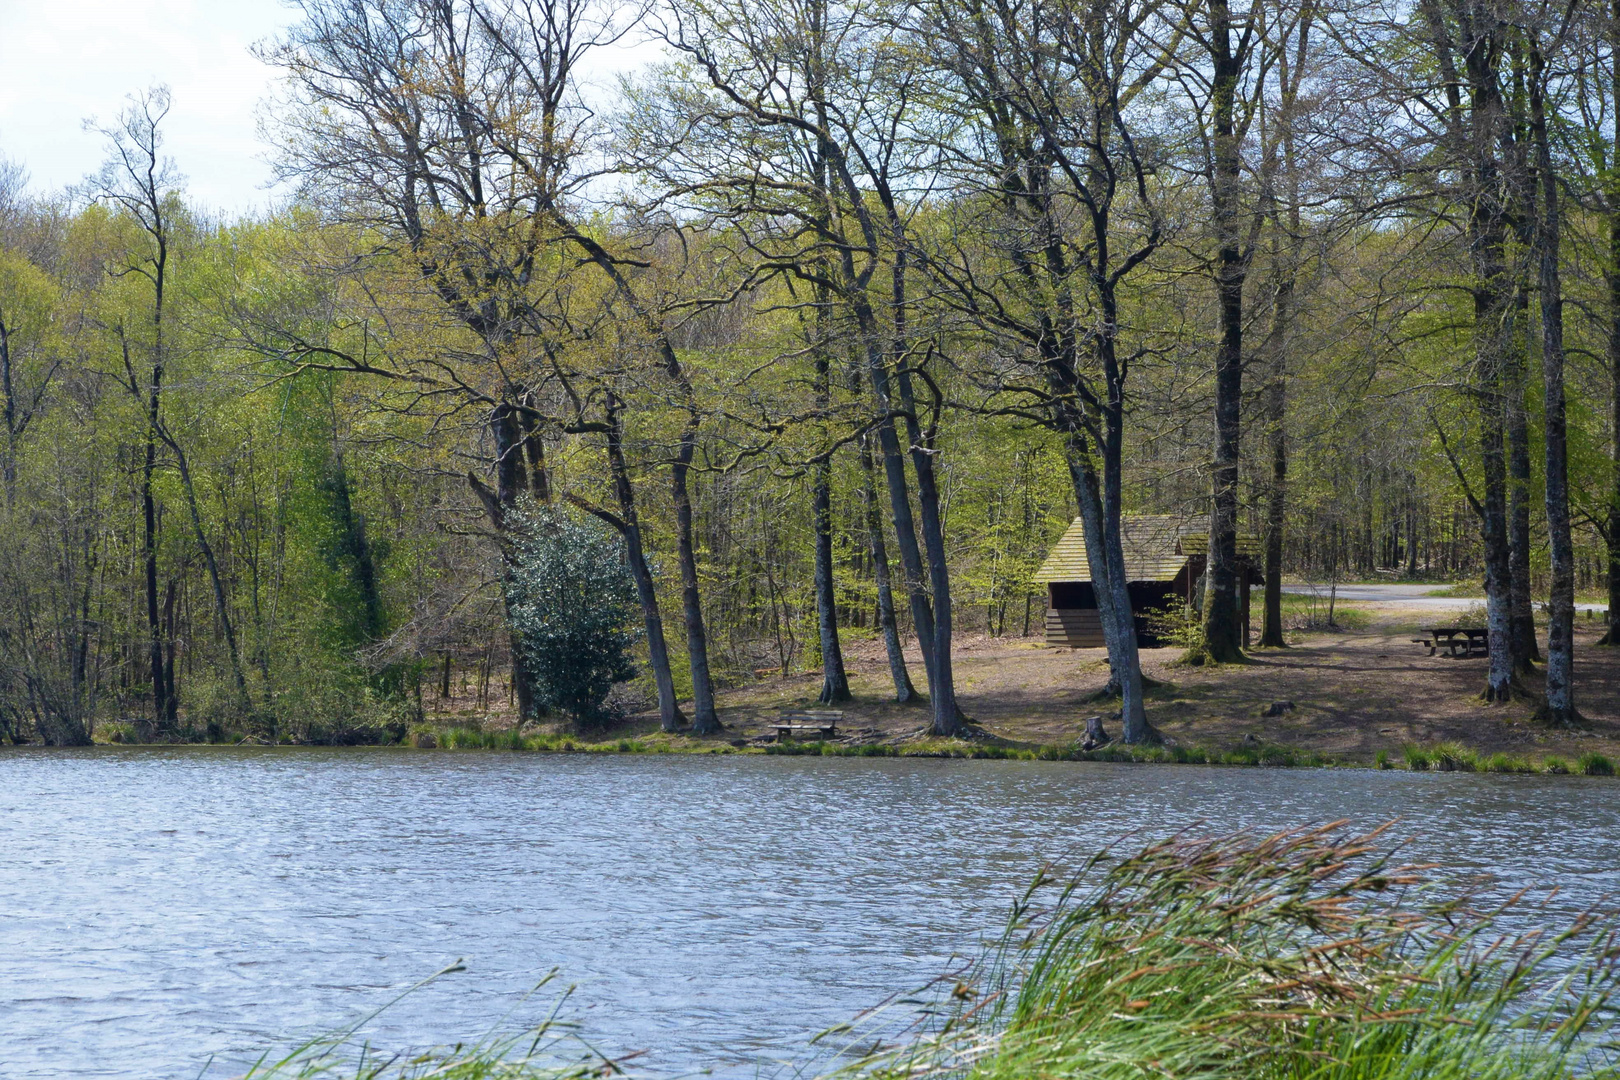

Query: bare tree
left=635, top=0, right=966, bottom=734
left=914, top=0, right=1175, bottom=741
left=88, top=87, right=181, bottom=735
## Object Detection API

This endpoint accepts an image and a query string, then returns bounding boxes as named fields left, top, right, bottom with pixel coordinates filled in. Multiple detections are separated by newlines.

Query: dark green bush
left=505, top=504, right=641, bottom=728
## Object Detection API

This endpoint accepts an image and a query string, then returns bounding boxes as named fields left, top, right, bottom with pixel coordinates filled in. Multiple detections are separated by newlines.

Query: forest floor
left=678, top=598, right=1620, bottom=764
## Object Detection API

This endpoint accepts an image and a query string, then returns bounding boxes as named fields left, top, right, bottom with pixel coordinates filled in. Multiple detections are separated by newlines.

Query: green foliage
left=1139, top=603, right=1203, bottom=651
left=1579, top=752, right=1615, bottom=776
left=505, top=505, right=641, bottom=727
left=838, top=825, right=1620, bottom=1080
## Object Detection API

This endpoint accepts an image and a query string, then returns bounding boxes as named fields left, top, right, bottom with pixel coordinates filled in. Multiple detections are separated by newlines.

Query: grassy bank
left=236, top=824, right=1620, bottom=1079
left=371, top=723, right=1620, bottom=776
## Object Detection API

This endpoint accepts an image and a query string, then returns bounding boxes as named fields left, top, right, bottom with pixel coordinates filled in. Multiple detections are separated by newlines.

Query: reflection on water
left=1, top=749, right=1615, bottom=1078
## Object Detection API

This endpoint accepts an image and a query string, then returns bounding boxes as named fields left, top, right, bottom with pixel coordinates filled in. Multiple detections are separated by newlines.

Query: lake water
left=2, top=749, right=1617, bottom=1078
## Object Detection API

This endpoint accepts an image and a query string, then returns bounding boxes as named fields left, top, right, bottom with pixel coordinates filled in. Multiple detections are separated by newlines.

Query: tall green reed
left=834, top=823, right=1620, bottom=1080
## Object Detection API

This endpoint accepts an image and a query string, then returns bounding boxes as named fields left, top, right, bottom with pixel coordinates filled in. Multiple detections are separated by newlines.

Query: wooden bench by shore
left=774, top=709, right=842, bottom=741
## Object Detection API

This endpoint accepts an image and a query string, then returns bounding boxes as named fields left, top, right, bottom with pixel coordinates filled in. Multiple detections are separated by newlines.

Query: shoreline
left=24, top=729, right=1619, bottom=777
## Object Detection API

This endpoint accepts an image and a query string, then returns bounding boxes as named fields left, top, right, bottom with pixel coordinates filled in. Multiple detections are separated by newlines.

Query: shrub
left=1137, top=602, right=1203, bottom=651
left=1579, top=752, right=1614, bottom=776
left=505, top=505, right=641, bottom=728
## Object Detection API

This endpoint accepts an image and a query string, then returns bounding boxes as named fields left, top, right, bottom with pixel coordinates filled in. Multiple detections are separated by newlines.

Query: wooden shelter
left=1033, top=515, right=1263, bottom=648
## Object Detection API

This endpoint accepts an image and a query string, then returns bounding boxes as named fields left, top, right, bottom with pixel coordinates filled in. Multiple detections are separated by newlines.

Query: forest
left=1, top=0, right=1616, bottom=748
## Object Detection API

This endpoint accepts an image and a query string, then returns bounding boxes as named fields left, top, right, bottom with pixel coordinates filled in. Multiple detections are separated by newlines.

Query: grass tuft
left=1579, top=751, right=1615, bottom=776
left=1431, top=742, right=1477, bottom=772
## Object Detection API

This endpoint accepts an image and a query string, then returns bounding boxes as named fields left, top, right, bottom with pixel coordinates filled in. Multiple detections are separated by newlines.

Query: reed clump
left=836, top=823, right=1620, bottom=1080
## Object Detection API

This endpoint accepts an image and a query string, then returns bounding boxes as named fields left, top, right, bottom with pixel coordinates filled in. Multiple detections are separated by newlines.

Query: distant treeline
left=1, top=0, right=1615, bottom=744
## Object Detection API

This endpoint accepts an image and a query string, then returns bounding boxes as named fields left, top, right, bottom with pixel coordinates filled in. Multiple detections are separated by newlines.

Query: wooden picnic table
left=1412, top=627, right=1489, bottom=658
left=774, top=708, right=843, bottom=741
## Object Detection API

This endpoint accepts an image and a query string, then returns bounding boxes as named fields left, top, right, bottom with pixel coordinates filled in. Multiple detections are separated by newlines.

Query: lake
left=2, top=749, right=1616, bottom=1078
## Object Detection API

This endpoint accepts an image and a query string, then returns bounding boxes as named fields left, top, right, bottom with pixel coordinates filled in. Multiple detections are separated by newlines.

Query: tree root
left=1477, top=677, right=1535, bottom=704
left=1181, top=644, right=1251, bottom=667
left=1530, top=703, right=1588, bottom=728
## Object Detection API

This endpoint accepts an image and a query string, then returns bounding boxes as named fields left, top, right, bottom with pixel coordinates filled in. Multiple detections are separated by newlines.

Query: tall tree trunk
left=1068, top=429, right=1155, bottom=743
left=878, top=249, right=955, bottom=732
left=142, top=425, right=165, bottom=737
left=0, top=312, right=19, bottom=502
left=591, top=394, right=685, bottom=732
left=1529, top=41, right=1576, bottom=724
left=1603, top=3, right=1620, bottom=648
left=855, top=303, right=940, bottom=718
left=471, top=402, right=542, bottom=722
left=1477, top=280, right=1515, bottom=702
left=161, top=576, right=178, bottom=728
left=1095, top=305, right=1153, bottom=741
left=812, top=325, right=849, bottom=704
left=1607, top=212, right=1620, bottom=644
left=1259, top=277, right=1292, bottom=648
left=889, top=359, right=960, bottom=735
left=669, top=412, right=719, bottom=733
left=163, top=426, right=251, bottom=716
left=859, top=433, right=917, bottom=703
left=1506, top=337, right=1540, bottom=667
left=1440, top=4, right=1516, bottom=701
left=1199, top=0, right=1249, bottom=664
left=812, top=452, right=850, bottom=704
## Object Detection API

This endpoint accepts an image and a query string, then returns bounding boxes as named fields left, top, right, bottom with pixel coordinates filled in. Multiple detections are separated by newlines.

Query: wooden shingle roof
left=1033, top=515, right=1262, bottom=585
left=1034, top=514, right=1188, bottom=584
left=1178, top=532, right=1264, bottom=558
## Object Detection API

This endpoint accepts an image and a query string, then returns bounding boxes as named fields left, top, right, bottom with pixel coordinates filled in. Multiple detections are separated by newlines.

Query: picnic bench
left=1412, top=627, right=1489, bottom=658
left=774, top=708, right=843, bottom=741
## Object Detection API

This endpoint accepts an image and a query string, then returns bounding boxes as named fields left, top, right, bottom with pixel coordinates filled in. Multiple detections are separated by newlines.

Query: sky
left=0, top=0, right=663, bottom=217
left=0, top=0, right=298, bottom=215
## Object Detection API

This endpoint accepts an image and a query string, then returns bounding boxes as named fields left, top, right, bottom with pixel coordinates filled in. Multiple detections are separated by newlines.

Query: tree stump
left=1082, top=715, right=1112, bottom=751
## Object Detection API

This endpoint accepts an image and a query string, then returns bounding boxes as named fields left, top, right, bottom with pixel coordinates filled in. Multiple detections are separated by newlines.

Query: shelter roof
left=1033, top=515, right=1262, bottom=585
left=1178, top=532, right=1264, bottom=559
left=1034, top=514, right=1187, bottom=584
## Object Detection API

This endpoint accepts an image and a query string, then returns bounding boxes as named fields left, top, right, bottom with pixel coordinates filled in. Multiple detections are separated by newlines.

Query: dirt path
left=709, top=604, right=1620, bottom=762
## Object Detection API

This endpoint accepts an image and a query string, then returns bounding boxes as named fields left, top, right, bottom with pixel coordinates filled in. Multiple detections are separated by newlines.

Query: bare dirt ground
left=706, top=602, right=1620, bottom=762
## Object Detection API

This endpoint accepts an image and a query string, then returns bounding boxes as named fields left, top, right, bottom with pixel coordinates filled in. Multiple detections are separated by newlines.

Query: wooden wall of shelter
left=1033, top=515, right=1264, bottom=648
